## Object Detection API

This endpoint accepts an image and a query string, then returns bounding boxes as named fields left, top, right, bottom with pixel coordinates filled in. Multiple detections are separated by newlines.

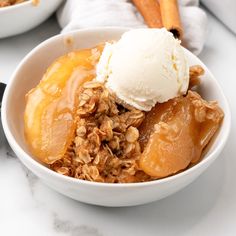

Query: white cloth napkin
left=57, top=0, right=207, bottom=55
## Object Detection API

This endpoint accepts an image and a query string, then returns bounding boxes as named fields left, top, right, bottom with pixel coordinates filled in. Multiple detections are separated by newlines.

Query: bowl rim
left=1, top=27, right=232, bottom=188
left=0, top=0, right=31, bottom=12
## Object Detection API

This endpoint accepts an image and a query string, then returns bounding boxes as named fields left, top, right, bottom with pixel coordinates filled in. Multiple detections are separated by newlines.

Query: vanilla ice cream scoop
left=96, top=28, right=189, bottom=111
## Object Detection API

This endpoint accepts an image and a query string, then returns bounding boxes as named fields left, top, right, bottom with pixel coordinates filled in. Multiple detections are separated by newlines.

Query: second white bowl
left=0, top=0, right=63, bottom=38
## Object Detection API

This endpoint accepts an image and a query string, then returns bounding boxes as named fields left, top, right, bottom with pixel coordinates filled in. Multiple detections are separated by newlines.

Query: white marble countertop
left=0, top=12, right=236, bottom=236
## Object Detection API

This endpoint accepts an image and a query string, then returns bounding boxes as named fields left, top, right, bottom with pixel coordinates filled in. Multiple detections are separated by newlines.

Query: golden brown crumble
left=189, top=65, right=205, bottom=89
left=50, top=81, right=151, bottom=183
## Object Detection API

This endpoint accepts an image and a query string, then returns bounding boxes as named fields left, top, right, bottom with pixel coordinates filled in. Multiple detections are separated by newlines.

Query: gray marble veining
left=53, top=213, right=103, bottom=236
left=21, top=165, right=39, bottom=195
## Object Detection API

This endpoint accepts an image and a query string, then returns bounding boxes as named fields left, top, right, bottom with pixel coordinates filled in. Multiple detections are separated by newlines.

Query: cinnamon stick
left=159, top=0, right=183, bottom=39
left=132, top=0, right=163, bottom=28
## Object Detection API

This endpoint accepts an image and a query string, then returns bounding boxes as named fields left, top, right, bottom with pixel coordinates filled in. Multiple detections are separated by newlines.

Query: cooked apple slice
left=139, top=91, right=223, bottom=178
left=24, top=46, right=103, bottom=164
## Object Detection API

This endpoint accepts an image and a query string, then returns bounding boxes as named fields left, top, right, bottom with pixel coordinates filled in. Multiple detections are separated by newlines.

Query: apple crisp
left=23, top=38, right=224, bottom=183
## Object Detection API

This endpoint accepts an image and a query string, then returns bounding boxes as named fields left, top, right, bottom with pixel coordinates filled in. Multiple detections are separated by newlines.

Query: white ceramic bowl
left=1, top=28, right=231, bottom=207
left=0, top=0, right=63, bottom=38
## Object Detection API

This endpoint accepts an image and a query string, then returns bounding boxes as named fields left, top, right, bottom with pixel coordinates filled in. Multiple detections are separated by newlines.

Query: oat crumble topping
left=50, top=81, right=151, bottom=183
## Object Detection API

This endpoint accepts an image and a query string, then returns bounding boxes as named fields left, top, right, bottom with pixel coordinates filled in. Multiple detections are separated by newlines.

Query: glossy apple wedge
left=24, top=46, right=103, bottom=164
left=139, top=91, right=224, bottom=178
